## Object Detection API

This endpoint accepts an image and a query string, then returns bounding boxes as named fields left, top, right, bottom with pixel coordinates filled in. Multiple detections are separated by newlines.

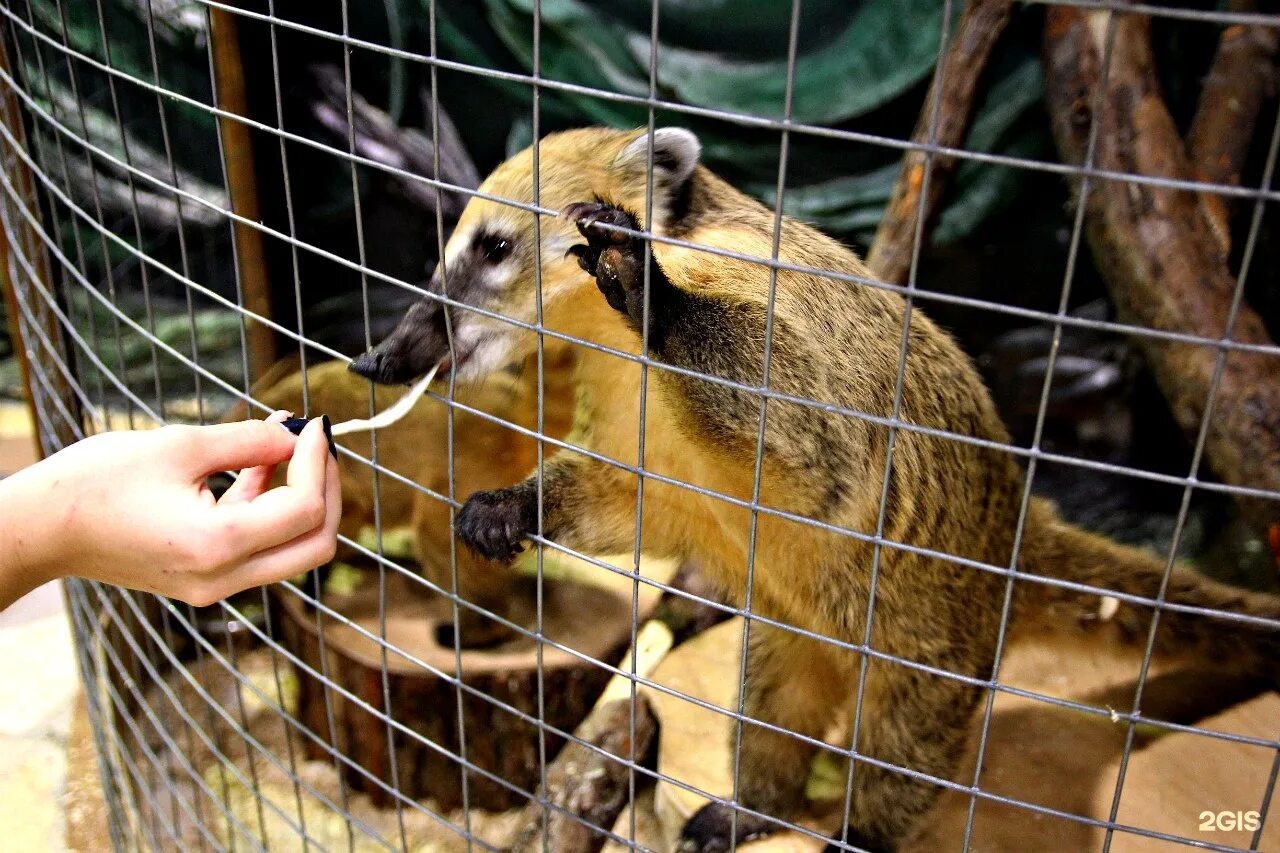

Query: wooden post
left=0, top=29, right=78, bottom=457
left=0, top=232, right=44, bottom=458
left=208, top=6, right=275, bottom=381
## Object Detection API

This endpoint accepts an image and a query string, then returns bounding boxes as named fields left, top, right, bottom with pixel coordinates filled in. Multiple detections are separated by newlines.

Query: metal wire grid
left=0, top=0, right=1278, bottom=851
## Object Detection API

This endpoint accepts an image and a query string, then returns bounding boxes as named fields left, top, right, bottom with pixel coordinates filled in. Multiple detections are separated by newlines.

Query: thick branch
left=1185, top=1, right=1280, bottom=256
left=509, top=695, right=658, bottom=853
left=867, top=0, right=1015, bottom=284
left=1043, top=8, right=1280, bottom=535
left=510, top=622, right=671, bottom=853
left=310, top=65, right=478, bottom=218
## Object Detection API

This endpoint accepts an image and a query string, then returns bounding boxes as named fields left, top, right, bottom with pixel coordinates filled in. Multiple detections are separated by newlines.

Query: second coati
left=351, top=127, right=1280, bottom=852
left=228, top=347, right=577, bottom=648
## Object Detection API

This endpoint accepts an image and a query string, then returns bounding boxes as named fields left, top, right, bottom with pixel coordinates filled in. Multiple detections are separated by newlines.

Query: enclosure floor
left=0, top=582, right=80, bottom=851
left=0, top=401, right=96, bottom=851
left=0, top=400, right=37, bottom=477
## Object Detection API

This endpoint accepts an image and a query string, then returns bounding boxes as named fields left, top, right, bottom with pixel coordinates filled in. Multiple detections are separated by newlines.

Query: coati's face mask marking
left=350, top=127, right=701, bottom=385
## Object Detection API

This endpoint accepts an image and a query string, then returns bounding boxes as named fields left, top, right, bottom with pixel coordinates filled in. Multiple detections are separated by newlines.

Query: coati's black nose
left=350, top=344, right=427, bottom=385
left=350, top=295, right=449, bottom=384
left=349, top=350, right=386, bottom=382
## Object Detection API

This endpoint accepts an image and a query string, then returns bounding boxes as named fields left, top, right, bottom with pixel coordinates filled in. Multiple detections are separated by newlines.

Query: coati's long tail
left=1017, top=499, right=1280, bottom=676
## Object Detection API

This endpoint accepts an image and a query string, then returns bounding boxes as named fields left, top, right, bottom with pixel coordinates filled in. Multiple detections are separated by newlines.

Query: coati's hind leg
left=826, top=663, right=981, bottom=852
left=679, top=627, right=847, bottom=852
left=678, top=639, right=982, bottom=853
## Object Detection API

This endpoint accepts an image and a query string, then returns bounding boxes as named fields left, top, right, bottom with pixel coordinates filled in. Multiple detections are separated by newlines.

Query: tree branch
left=1043, top=7, right=1280, bottom=539
left=867, top=0, right=1015, bottom=284
left=510, top=622, right=671, bottom=853
left=1185, top=0, right=1280, bottom=257
left=309, top=64, right=478, bottom=219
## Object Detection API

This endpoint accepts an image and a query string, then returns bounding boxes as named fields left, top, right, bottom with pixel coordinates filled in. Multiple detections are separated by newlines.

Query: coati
left=350, top=127, right=1280, bottom=852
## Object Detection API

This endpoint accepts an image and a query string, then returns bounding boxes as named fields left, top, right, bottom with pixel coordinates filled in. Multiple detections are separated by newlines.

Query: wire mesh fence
left=1, top=0, right=1279, bottom=851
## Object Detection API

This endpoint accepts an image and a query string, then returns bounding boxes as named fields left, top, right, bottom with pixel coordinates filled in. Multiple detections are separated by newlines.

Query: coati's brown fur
left=351, top=127, right=1280, bottom=851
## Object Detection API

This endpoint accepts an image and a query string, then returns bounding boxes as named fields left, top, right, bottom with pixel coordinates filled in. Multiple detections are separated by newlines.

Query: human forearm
left=0, top=467, right=64, bottom=610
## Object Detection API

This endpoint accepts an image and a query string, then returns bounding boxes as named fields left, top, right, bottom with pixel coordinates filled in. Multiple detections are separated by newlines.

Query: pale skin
left=0, top=410, right=341, bottom=611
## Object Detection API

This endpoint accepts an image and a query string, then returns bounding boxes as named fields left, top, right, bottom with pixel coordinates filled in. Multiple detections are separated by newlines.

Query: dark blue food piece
left=280, top=416, right=338, bottom=460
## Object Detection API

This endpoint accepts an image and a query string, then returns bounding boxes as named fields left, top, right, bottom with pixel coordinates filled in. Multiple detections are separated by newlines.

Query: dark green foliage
left=430, top=0, right=1046, bottom=244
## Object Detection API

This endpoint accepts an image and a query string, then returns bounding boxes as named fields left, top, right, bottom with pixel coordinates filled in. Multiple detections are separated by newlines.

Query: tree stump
left=273, top=560, right=670, bottom=812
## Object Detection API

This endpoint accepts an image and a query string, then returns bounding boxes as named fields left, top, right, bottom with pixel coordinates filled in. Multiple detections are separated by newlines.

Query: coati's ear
left=613, top=127, right=701, bottom=196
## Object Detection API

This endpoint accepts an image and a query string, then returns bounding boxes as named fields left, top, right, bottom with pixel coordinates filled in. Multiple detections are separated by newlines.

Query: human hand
left=0, top=411, right=341, bottom=610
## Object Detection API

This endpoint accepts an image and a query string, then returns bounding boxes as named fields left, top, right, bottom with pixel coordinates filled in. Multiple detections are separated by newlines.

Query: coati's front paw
left=677, top=802, right=774, bottom=853
left=454, top=487, right=536, bottom=562
left=563, top=201, right=647, bottom=324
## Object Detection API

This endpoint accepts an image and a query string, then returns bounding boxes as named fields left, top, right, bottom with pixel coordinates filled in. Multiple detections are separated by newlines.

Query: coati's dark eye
left=474, top=233, right=513, bottom=263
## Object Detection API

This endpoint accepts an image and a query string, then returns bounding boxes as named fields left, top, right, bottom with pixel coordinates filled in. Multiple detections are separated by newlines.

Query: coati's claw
left=678, top=803, right=774, bottom=853
left=564, top=243, right=597, bottom=276
left=564, top=201, right=648, bottom=324
left=563, top=201, right=634, bottom=244
left=454, top=487, right=536, bottom=562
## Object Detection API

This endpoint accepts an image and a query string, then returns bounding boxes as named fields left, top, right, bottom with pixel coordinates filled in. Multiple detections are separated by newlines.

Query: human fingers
left=208, top=418, right=331, bottom=556
left=212, top=452, right=342, bottom=596
left=219, top=411, right=293, bottom=504
left=163, top=418, right=298, bottom=480
left=324, top=451, right=341, bottom=536
left=285, top=416, right=330, bottom=494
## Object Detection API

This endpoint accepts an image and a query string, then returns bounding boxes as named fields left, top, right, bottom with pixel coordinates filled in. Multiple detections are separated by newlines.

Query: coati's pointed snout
left=348, top=349, right=394, bottom=383
left=349, top=298, right=448, bottom=385
left=349, top=342, right=428, bottom=386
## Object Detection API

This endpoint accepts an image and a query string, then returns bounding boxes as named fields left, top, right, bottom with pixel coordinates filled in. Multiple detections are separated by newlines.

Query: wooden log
left=510, top=621, right=673, bottom=853
left=503, top=572, right=725, bottom=851
left=1043, top=7, right=1280, bottom=538
left=1089, top=692, right=1280, bottom=850
left=1185, top=0, right=1280, bottom=257
left=867, top=0, right=1015, bottom=285
left=273, top=561, right=671, bottom=812
left=643, top=618, right=1275, bottom=851
left=645, top=619, right=834, bottom=852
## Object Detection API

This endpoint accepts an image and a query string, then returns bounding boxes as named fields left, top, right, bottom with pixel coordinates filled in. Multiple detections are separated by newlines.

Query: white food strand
left=330, top=362, right=441, bottom=436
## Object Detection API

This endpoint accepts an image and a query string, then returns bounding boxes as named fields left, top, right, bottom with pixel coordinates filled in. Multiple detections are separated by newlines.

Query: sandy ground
left=0, top=585, right=80, bottom=850
left=0, top=404, right=82, bottom=851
